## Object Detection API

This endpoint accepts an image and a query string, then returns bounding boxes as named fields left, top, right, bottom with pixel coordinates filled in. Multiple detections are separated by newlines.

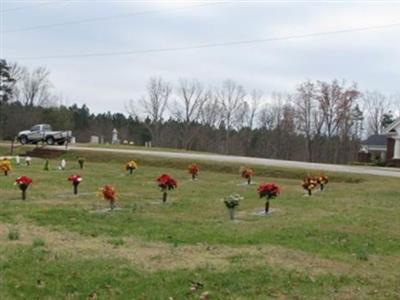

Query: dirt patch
left=1, top=222, right=398, bottom=281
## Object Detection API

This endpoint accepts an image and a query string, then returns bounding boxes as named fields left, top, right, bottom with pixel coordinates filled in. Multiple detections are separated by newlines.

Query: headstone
left=70, top=137, right=76, bottom=144
left=90, top=136, right=99, bottom=144
left=112, top=128, right=119, bottom=144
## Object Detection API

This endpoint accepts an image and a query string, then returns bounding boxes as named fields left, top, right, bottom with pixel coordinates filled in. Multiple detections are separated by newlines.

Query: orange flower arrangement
left=100, top=185, right=116, bottom=210
left=315, top=174, right=329, bottom=191
left=240, top=167, right=253, bottom=185
left=302, top=176, right=317, bottom=196
left=188, top=163, right=199, bottom=180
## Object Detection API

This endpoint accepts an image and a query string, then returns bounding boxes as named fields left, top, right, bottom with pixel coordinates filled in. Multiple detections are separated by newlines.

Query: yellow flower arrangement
left=125, top=160, right=138, bottom=174
left=0, top=158, right=12, bottom=176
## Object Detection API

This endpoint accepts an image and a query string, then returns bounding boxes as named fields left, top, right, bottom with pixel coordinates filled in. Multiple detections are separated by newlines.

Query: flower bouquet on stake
left=125, top=160, right=138, bottom=175
left=100, top=185, right=116, bottom=210
left=25, top=156, right=31, bottom=166
left=316, top=174, right=329, bottom=191
left=240, top=167, right=253, bottom=185
left=257, top=183, right=281, bottom=214
left=302, top=176, right=317, bottom=196
left=78, top=157, right=85, bottom=169
left=68, top=175, right=82, bottom=195
left=223, top=193, right=242, bottom=220
left=0, top=158, right=12, bottom=176
left=156, top=174, right=177, bottom=203
left=15, top=176, right=32, bottom=200
left=188, top=163, right=199, bottom=180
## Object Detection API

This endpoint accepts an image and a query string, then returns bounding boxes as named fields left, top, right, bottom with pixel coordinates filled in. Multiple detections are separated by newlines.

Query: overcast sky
left=2, top=0, right=400, bottom=114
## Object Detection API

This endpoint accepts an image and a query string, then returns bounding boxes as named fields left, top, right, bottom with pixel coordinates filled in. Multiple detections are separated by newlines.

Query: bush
left=7, top=227, right=19, bottom=241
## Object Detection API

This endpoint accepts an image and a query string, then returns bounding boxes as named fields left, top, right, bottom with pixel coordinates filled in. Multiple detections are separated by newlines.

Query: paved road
left=2, top=142, right=399, bottom=178
left=49, top=145, right=400, bottom=178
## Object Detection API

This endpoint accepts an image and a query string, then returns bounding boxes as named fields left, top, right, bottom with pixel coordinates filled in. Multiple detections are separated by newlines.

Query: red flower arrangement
left=100, top=185, right=116, bottom=210
left=68, top=175, right=82, bottom=195
left=15, top=176, right=33, bottom=200
left=257, top=183, right=281, bottom=213
left=188, top=163, right=199, bottom=180
left=240, top=167, right=253, bottom=185
left=156, top=174, right=177, bottom=203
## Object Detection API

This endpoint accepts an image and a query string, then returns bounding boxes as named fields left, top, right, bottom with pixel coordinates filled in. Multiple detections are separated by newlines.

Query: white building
left=385, top=118, right=400, bottom=165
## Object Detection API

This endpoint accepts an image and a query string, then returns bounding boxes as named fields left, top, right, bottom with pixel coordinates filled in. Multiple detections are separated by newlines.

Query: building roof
left=385, top=118, right=400, bottom=133
left=361, top=134, right=387, bottom=146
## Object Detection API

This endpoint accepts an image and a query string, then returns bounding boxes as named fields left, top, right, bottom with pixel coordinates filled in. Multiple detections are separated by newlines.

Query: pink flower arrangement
left=68, top=174, right=82, bottom=195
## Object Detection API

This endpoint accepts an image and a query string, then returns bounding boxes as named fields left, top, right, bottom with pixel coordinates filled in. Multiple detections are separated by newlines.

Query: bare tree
left=362, top=91, right=389, bottom=135
left=173, top=79, right=209, bottom=149
left=294, top=81, right=317, bottom=162
left=200, top=93, right=220, bottom=128
left=128, top=77, right=172, bottom=146
left=216, top=80, right=246, bottom=153
left=20, top=66, right=53, bottom=107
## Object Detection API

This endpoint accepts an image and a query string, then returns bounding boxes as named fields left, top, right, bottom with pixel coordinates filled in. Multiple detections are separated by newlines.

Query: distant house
left=359, top=134, right=387, bottom=162
left=385, top=118, right=400, bottom=167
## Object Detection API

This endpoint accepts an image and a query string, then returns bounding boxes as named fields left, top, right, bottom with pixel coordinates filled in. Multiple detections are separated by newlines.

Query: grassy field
left=0, top=147, right=399, bottom=299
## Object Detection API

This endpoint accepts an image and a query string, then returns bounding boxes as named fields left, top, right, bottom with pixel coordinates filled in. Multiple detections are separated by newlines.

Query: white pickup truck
left=18, top=124, right=72, bottom=145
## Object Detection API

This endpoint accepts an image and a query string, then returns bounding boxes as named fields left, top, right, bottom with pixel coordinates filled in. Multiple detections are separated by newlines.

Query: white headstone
left=112, top=128, right=118, bottom=144
left=90, top=136, right=99, bottom=144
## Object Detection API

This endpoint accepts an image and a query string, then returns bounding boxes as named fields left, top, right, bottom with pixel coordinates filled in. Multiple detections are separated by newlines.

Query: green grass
left=0, top=147, right=399, bottom=298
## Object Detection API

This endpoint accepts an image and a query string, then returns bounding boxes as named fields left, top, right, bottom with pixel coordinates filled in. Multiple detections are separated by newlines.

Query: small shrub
left=108, top=238, right=124, bottom=246
left=32, top=238, right=46, bottom=247
left=356, top=247, right=369, bottom=261
left=7, top=227, right=19, bottom=241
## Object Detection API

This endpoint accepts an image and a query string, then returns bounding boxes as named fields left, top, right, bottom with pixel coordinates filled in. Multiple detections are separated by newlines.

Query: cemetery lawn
left=0, top=151, right=399, bottom=299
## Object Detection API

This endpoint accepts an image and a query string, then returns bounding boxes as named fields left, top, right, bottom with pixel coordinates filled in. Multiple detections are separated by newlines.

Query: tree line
left=1, top=59, right=399, bottom=164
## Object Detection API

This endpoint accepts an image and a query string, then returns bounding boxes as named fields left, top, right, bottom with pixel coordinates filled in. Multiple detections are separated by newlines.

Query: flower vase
left=229, top=207, right=235, bottom=220
left=4, top=170, right=8, bottom=176
left=78, top=161, right=84, bottom=169
left=320, top=184, right=324, bottom=191
left=162, top=191, right=167, bottom=203
left=20, top=185, right=27, bottom=200
left=73, top=182, right=79, bottom=195
left=265, top=199, right=270, bottom=214
left=110, top=200, right=115, bottom=210
left=247, top=177, right=251, bottom=185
